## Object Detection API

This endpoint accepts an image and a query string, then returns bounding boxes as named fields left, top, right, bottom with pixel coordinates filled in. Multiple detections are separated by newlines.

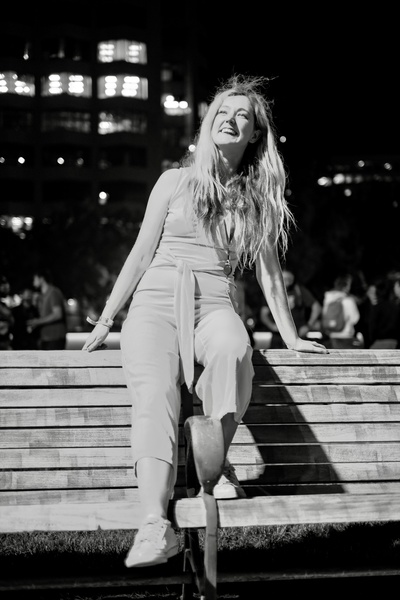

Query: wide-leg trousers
left=120, top=266, right=254, bottom=485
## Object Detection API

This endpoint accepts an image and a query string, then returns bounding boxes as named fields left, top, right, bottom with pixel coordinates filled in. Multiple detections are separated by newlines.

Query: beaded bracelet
left=86, top=316, right=114, bottom=328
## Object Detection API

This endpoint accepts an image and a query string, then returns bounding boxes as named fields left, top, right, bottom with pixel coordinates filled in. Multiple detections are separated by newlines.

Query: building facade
left=0, top=1, right=206, bottom=235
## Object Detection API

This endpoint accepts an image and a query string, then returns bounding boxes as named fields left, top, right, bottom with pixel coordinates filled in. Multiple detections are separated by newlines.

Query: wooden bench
left=1, top=348, right=400, bottom=598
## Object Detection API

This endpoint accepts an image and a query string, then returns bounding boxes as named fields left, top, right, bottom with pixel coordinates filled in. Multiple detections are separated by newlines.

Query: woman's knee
left=209, top=330, right=251, bottom=361
left=205, top=311, right=249, bottom=351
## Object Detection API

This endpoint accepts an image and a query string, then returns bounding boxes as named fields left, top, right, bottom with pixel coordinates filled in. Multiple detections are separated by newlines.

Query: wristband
left=86, top=316, right=114, bottom=328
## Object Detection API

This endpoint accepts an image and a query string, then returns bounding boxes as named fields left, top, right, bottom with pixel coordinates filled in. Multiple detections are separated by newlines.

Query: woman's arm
left=255, top=236, right=328, bottom=353
left=83, top=168, right=180, bottom=352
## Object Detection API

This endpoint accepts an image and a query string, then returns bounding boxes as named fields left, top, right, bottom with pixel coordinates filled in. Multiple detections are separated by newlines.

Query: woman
left=322, top=274, right=360, bottom=349
left=83, top=74, right=327, bottom=568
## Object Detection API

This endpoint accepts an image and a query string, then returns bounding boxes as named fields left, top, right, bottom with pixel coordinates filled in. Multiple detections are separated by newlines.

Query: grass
left=1, top=523, right=400, bottom=598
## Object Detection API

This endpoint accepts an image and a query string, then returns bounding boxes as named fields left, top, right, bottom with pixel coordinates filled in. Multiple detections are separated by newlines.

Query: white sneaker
left=124, top=516, right=179, bottom=568
left=213, top=461, right=246, bottom=499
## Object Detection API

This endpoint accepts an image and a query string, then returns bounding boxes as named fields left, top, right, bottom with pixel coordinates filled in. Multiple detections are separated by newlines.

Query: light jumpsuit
left=120, top=168, right=254, bottom=487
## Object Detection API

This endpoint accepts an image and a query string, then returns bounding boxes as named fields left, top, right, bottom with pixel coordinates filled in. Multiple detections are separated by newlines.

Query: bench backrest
left=1, top=349, right=400, bottom=523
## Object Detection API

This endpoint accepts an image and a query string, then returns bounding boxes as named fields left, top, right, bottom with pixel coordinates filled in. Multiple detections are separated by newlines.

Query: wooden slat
left=232, top=462, right=400, bottom=484
left=253, top=365, right=400, bottom=384
left=0, top=428, right=131, bottom=448
left=244, top=481, right=400, bottom=495
left=0, top=498, right=146, bottom=532
left=227, top=442, right=400, bottom=464
left=2, top=442, right=400, bottom=470
left=0, top=447, right=133, bottom=468
left=3, top=364, right=400, bottom=387
left=1, top=460, right=399, bottom=492
left=1, top=492, right=400, bottom=532
left=0, top=387, right=131, bottom=407
left=2, top=481, right=400, bottom=510
left=0, top=488, right=141, bottom=506
left=2, top=348, right=400, bottom=368
left=2, top=384, right=400, bottom=408
left=0, top=367, right=125, bottom=387
left=254, top=349, right=400, bottom=366
left=0, top=407, right=131, bottom=427
left=2, top=384, right=400, bottom=407
left=0, top=469, right=136, bottom=490
left=232, top=423, right=400, bottom=443
left=2, top=422, right=400, bottom=449
left=212, top=493, right=400, bottom=528
left=3, top=402, right=400, bottom=428
left=251, top=384, right=400, bottom=404
left=0, top=350, right=124, bottom=368
left=242, top=403, right=400, bottom=423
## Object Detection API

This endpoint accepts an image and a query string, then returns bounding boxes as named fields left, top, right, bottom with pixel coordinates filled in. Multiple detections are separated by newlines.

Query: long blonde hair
left=181, top=74, right=295, bottom=269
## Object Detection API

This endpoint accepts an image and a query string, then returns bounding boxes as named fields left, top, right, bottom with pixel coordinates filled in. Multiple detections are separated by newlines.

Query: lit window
left=163, top=94, right=191, bottom=116
left=317, top=176, right=332, bottom=187
left=0, top=71, right=34, bottom=96
left=98, top=111, right=147, bottom=135
left=97, top=75, right=147, bottom=99
left=98, top=40, right=147, bottom=64
left=41, top=73, right=92, bottom=97
left=333, top=173, right=346, bottom=185
left=42, top=111, right=91, bottom=133
left=0, top=215, right=34, bottom=236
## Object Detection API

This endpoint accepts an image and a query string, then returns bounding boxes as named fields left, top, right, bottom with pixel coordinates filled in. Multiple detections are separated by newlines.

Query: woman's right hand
left=82, top=324, right=110, bottom=352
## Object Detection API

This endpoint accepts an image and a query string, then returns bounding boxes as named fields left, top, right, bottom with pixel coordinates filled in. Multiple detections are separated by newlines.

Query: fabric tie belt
left=148, top=250, right=232, bottom=393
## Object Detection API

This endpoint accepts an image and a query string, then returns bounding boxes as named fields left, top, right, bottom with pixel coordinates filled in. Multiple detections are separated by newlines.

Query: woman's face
left=211, top=95, right=259, bottom=155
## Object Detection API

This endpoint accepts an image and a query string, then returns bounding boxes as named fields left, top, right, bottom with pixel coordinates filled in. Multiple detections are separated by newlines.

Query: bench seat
left=1, top=348, right=400, bottom=598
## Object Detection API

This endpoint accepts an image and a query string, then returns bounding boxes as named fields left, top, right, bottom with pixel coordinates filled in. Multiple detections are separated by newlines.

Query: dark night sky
left=194, top=6, right=400, bottom=281
left=196, top=6, right=399, bottom=168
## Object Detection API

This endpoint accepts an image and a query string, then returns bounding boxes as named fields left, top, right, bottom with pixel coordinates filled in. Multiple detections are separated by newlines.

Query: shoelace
left=136, top=519, right=166, bottom=545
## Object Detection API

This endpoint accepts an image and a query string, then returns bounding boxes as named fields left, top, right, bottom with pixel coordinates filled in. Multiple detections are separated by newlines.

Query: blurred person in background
left=322, top=274, right=360, bottom=349
left=27, top=268, right=67, bottom=350
left=350, top=271, right=372, bottom=349
left=394, top=277, right=400, bottom=305
left=11, top=286, right=40, bottom=350
left=258, top=268, right=322, bottom=348
left=0, top=275, right=14, bottom=350
left=368, top=275, right=400, bottom=349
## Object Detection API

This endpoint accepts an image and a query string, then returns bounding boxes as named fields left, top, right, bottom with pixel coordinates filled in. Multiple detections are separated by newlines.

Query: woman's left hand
left=289, top=338, right=329, bottom=354
left=82, top=324, right=110, bottom=352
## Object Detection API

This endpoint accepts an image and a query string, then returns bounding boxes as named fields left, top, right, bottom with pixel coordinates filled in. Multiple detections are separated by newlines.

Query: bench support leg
left=203, top=491, right=218, bottom=600
left=181, top=528, right=204, bottom=599
left=184, top=416, right=225, bottom=600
